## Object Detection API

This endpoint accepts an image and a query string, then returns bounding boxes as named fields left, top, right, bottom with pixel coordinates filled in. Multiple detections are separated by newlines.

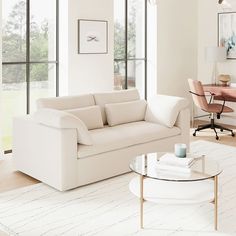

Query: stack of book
left=156, top=153, right=196, bottom=173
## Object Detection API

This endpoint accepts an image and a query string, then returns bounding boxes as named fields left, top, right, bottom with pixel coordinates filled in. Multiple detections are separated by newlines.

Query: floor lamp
left=205, top=47, right=227, bottom=85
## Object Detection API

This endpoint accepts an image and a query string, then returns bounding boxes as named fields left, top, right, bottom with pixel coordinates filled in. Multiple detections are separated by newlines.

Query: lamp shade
left=205, top=47, right=227, bottom=62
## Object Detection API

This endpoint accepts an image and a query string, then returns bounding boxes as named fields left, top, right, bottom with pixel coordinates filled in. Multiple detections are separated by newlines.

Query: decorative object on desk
left=218, top=12, right=236, bottom=59
left=78, top=19, right=108, bottom=54
left=218, top=74, right=231, bottom=86
left=205, top=47, right=227, bottom=85
left=174, top=143, right=187, bottom=158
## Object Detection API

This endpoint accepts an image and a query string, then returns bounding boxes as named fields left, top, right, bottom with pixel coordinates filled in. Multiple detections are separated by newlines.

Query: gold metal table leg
left=140, top=175, right=144, bottom=229
left=214, top=175, right=218, bottom=231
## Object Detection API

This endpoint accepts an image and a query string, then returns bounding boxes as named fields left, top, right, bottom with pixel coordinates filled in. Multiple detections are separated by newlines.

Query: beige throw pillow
left=105, top=100, right=147, bottom=126
left=66, top=106, right=103, bottom=130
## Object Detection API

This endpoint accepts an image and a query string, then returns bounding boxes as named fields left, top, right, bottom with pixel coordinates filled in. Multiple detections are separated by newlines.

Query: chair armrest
left=34, top=108, right=92, bottom=145
left=145, top=94, right=189, bottom=128
left=192, top=90, right=218, bottom=104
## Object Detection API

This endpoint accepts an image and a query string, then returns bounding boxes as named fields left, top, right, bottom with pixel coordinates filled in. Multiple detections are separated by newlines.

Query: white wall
left=59, top=0, right=69, bottom=96
left=156, top=0, right=198, bottom=99
left=60, top=0, right=114, bottom=96
left=147, top=3, right=157, bottom=100
left=198, top=0, right=236, bottom=125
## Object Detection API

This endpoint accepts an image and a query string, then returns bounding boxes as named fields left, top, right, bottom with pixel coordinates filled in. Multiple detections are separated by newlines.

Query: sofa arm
left=145, top=94, right=189, bottom=128
left=34, top=108, right=92, bottom=145
left=13, top=115, right=79, bottom=191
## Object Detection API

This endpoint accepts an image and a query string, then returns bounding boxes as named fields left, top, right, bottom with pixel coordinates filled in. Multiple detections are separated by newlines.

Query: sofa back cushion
left=37, top=94, right=95, bottom=110
left=105, top=100, right=147, bottom=126
left=93, top=89, right=140, bottom=124
left=66, top=105, right=103, bottom=130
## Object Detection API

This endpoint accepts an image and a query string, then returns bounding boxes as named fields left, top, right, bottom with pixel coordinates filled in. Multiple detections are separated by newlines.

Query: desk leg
left=140, top=175, right=144, bottom=229
left=214, top=175, right=218, bottom=230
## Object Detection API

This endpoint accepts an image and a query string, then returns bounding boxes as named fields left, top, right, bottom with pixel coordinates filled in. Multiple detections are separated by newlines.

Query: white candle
left=174, top=143, right=187, bottom=158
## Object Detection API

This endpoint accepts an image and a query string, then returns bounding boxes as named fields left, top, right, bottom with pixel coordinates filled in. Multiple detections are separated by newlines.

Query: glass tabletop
left=129, top=152, right=222, bottom=182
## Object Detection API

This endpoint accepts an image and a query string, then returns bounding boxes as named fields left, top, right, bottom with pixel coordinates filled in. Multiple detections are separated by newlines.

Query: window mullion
left=144, top=0, right=147, bottom=99
left=125, top=0, right=128, bottom=89
left=56, top=0, right=59, bottom=97
left=26, top=0, right=30, bottom=114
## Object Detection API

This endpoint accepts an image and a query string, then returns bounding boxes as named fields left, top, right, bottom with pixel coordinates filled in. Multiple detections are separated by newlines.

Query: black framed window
left=114, top=0, right=147, bottom=98
left=2, top=0, right=59, bottom=152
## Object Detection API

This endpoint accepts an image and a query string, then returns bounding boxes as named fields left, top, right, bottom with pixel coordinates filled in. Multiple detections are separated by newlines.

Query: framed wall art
left=78, top=19, right=108, bottom=54
left=218, top=12, right=236, bottom=59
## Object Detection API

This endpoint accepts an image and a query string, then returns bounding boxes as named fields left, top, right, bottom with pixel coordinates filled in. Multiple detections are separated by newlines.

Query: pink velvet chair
left=188, top=79, right=234, bottom=140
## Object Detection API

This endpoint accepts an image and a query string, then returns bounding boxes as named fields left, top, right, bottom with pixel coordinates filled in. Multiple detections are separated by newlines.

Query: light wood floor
left=0, top=156, right=39, bottom=194
left=0, top=120, right=235, bottom=235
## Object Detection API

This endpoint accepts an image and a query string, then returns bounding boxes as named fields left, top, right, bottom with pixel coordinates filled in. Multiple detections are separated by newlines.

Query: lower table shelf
left=129, top=176, right=215, bottom=205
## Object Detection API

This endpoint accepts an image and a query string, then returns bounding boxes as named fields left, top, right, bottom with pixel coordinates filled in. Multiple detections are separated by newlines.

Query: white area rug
left=0, top=140, right=236, bottom=236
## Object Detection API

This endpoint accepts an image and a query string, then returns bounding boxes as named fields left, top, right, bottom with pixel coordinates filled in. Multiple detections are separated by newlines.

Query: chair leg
left=214, top=124, right=235, bottom=137
left=193, top=124, right=212, bottom=136
left=195, top=124, right=212, bottom=131
left=213, top=128, right=219, bottom=140
left=193, top=118, right=235, bottom=139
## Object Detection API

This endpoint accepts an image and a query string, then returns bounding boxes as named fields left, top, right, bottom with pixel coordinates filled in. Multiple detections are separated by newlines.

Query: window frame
left=114, top=0, right=147, bottom=99
left=2, top=0, right=59, bottom=153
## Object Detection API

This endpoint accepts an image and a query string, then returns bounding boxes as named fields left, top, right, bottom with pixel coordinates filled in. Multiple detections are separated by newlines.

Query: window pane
left=114, top=0, right=126, bottom=60
left=2, top=0, right=26, bottom=62
left=30, top=0, right=57, bottom=61
left=128, top=60, right=145, bottom=98
left=114, top=60, right=126, bottom=90
left=128, top=0, right=145, bottom=59
left=2, top=65, right=26, bottom=150
left=30, top=63, right=57, bottom=113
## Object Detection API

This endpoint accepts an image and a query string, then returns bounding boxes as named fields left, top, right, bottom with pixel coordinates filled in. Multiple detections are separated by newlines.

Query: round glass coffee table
left=129, top=152, right=222, bottom=230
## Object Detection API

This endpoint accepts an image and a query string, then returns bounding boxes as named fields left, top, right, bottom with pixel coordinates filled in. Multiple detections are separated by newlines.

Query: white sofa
left=13, top=89, right=190, bottom=191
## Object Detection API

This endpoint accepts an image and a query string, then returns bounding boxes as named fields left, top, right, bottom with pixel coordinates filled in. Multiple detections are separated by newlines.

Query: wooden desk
left=203, top=84, right=236, bottom=102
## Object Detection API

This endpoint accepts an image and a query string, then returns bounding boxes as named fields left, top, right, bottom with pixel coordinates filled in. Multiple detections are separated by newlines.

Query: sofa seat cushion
left=77, top=121, right=181, bottom=158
